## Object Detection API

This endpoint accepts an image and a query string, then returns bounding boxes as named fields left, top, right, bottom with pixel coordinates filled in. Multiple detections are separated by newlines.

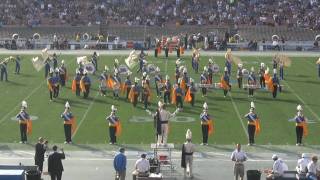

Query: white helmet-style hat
left=114, top=59, right=119, bottom=64
left=208, top=59, right=213, bottom=64
left=61, top=60, right=65, bottom=64
left=142, top=72, right=147, bottom=77
left=297, top=104, right=303, bottom=111
left=65, top=101, right=70, bottom=108
left=158, top=101, right=164, bottom=108
left=260, top=62, right=265, bottom=67
left=224, top=67, right=228, bottom=72
left=165, top=75, right=170, bottom=80
left=186, top=129, right=192, bottom=140
left=203, top=102, right=208, bottom=110
left=238, top=63, right=243, bottom=68
left=21, top=101, right=28, bottom=108
left=111, top=105, right=117, bottom=112
left=250, top=67, right=255, bottom=72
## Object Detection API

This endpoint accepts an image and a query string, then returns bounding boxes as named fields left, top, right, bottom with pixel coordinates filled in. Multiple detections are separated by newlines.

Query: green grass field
left=0, top=53, right=319, bottom=145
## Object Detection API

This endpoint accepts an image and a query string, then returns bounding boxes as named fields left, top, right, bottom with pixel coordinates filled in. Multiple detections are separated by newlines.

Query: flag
left=71, top=80, right=76, bottom=93
left=71, top=117, right=77, bottom=135
left=255, top=119, right=261, bottom=135
left=171, top=88, right=176, bottom=104
left=47, top=81, right=53, bottom=91
left=302, top=122, right=308, bottom=137
left=208, top=120, right=214, bottom=135
left=116, top=121, right=122, bottom=136
left=80, top=80, right=86, bottom=92
left=129, top=88, right=134, bottom=103
left=27, top=120, right=32, bottom=135
left=107, top=78, right=114, bottom=89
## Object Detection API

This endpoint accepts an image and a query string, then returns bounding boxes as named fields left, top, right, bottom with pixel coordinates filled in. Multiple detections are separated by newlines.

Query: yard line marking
left=0, top=80, right=46, bottom=124
left=72, top=92, right=99, bottom=138
left=228, top=92, right=249, bottom=138
left=282, top=81, right=320, bottom=122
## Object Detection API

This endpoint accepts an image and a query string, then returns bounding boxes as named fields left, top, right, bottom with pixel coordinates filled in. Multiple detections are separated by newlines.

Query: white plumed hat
left=186, top=129, right=192, bottom=140
left=111, top=105, right=117, bottom=111
left=203, top=102, right=208, bottom=110
left=21, top=101, right=27, bottom=108
left=297, top=104, right=303, bottom=111
left=65, top=101, right=70, bottom=108
left=158, top=101, right=163, bottom=108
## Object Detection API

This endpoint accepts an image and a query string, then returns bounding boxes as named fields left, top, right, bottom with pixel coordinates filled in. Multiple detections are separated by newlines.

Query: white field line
left=282, top=81, right=320, bottom=122
left=71, top=92, right=99, bottom=138
left=228, top=92, right=249, bottom=138
left=0, top=80, right=46, bottom=124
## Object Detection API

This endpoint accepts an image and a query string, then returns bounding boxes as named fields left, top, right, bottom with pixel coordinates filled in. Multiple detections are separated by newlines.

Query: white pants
left=157, top=123, right=168, bottom=144
left=184, top=155, right=193, bottom=177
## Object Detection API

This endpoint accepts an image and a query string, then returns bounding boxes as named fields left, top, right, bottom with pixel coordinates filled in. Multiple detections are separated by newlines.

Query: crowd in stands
left=0, top=0, right=319, bottom=30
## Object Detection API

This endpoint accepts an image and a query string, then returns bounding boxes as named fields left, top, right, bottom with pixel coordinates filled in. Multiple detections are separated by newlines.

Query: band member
left=80, top=70, right=91, bottom=98
left=200, top=68, right=208, bottom=97
left=129, top=77, right=140, bottom=107
left=272, top=56, right=278, bottom=69
left=0, top=61, right=8, bottom=81
left=44, top=58, right=51, bottom=78
left=191, top=53, right=199, bottom=73
left=176, top=45, right=181, bottom=58
left=185, top=78, right=197, bottom=106
left=272, top=69, right=280, bottom=98
left=61, top=102, right=76, bottom=144
left=200, top=102, right=213, bottom=145
left=294, top=105, right=308, bottom=146
left=164, top=75, right=171, bottom=105
left=16, top=101, right=32, bottom=143
left=47, top=68, right=55, bottom=101
left=207, top=59, right=214, bottom=84
left=113, top=59, right=119, bottom=72
left=52, top=53, right=58, bottom=70
left=142, top=60, right=148, bottom=74
left=181, top=129, right=195, bottom=178
left=248, top=67, right=257, bottom=97
left=58, top=60, right=67, bottom=86
left=259, top=63, right=266, bottom=88
left=142, top=82, right=151, bottom=110
left=175, top=63, right=180, bottom=84
left=147, top=101, right=178, bottom=145
left=112, top=70, right=121, bottom=99
left=92, top=51, right=98, bottom=71
left=164, top=44, right=169, bottom=58
left=124, top=75, right=132, bottom=100
left=154, top=67, right=163, bottom=98
left=225, top=49, right=232, bottom=76
left=220, top=67, right=231, bottom=97
left=236, top=64, right=243, bottom=89
left=53, top=68, right=61, bottom=98
left=107, top=105, right=121, bottom=145
left=137, top=50, right=146, bottom=73
left=99, top=66, right=109, bottom=96
left=181, top=68, right=189, bottom=93
left=172, top=81, right=184, bottom=110
left=279, top=60, right=284, bottom=80
left=72, top=70, right=81, bottom=96
left=78, top=63, right=84, bottom=76
left=15, top=55, right=21, bottom=74
left=244, top=102, right=261, bottom=146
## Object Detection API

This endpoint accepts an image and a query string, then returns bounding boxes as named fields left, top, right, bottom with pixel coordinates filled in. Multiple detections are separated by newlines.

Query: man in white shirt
left=296, top=153, right=310, bottom=179
left=307, top=155, right=320, bottom=180
left=266, top=154, right=288, bottom=180
left=132, top=153, right=150, bottom=180
left=231, top=144, right=247, bottom=180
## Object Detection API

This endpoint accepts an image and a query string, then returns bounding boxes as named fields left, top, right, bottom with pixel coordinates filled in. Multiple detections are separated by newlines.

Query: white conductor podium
left=150, top=143, right=175, bottom=173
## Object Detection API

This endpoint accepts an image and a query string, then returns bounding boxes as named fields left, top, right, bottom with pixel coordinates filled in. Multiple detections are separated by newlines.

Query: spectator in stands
left=132, top=153, right=150, bottom=180
left=265, top=154, right=288, bottom=180
left=307, top=155, right=320, bottom=180
left=296, top=153, right=310, bottom=179
left=114, top=147, right=127, bottom=180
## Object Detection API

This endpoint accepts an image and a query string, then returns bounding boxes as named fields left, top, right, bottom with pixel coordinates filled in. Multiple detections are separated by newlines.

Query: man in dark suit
left=48, top=145, right=65, bottom=180
left=34, top=137, right=48, bottom=173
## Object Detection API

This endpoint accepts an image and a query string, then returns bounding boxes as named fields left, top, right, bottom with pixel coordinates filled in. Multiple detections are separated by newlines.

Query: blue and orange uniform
left=200, top=73, right=208, bottom=96
left=16, top=109, right=30, bottom=143
left=244, top=111, right=260, bottom=145
left=61, top=110, right=74, bottom=143
left=295, top=114, right=307, bottom=145
left=44, top=59, right=51, bottom=78
left=52, top=72, right=61, bottom=98
left=129, top=84, right=140, bottom=107
left=221, top=71, right=230, bottom=97
left=124, top=77, right=131, bottom=100
left=80, top=74, right=91, bottom=98
left=154, top=74, right=162, bottom=97
left=225, top=60, right=232, bottom=76
left=200, top=111, right=212, bottom=145
left=107, top=113, right=119, bottom=144
left=174, top=85, right=183, bottom=109
left=164, top=80, right=171, bottom=104
left=272, top=74, right=280, bottom=98
left=248, top=72, right=256, bottom=97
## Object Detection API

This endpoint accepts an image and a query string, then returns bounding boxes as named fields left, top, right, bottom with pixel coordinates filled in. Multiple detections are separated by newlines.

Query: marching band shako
left=118, top=64, right=131, bottom=76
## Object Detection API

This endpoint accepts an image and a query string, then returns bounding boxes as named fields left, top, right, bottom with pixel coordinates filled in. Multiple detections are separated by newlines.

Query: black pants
left=296, top=126, right=303, bottom=144
left=64, top=124, right=72, bottom=143
left=165, top=49, right=169, bottom=58
left=272, top=85, right=278, bottom=98
left=154, top=49, right=158, bottom=57
left=223, top=89, right=228, bottom=96
left=249, top=88, right=254, bottom=96
left=84, top=85, right=90, bottom=98
left=49, top=90, right=53, bottom=100
left=35, top=159, right=44, bottom=172
left=176, top=96, right=183, bottom=108
left=133, top=95, right=138, bottom=107
left=201, top=124, right=209, bottom=144
left=164, top=91, right=170, bottom=104
left=190, top=94, right=195, bottom=106
left=59, top=75, right=66, bottom=86
left=237, top=78, right=242, bottom=89
left=202, top=88, right=207, bottom=96
left=248, top=124, right=256, bottom=144
left=53, top=86, right=59, bottom=98
left=76, top=84, right=80, bottom=96
left=126, top=87, right=131, bottom=99
left=177, top=49, right=180, bottom=58
left=209, top=74, right=213, bottom=84
left=143, top=94, right=149, bottom=109
left=50, top=171, right=62, bottom=180
left=20, top=123, right=27, bottom=142
left=260, top=76, right=265, bottom=88
left=109, top=126, right=117, bottom=144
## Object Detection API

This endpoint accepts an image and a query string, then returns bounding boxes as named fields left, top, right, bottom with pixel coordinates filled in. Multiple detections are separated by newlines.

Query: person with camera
left=48, top=145, right=65, bottom=180
left=34, top=137, right=48, bottom=174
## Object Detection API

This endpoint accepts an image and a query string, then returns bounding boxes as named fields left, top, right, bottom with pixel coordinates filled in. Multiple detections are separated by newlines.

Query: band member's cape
left=120, top=83, right=126, bottom=94
left=264, top=74, right=274, bottom=92
left=27, top=119, right=32, bottom=135
left=116, top=121, right=122, bottom=136
left=208, top=120, right=214, bottom=135
left=47, top=80, right=53, bottom=92
left=255, top=119, right=261, bottom=135
left=302, top=121, right=308, bottom=137
left=71, top=79, right=77, bottom=93
left=80, top=80, right=86, bottom=92
left=220, top=76, right=230, bottom=90
left=184, top=89, right=192, bottom=102
left=181, top=144, right=186, bottom=168
left=171, top=88, right=177, bottom=104
left=107, top=77, right=114, bottom=89
left=70, top=117, right=77, bottom=135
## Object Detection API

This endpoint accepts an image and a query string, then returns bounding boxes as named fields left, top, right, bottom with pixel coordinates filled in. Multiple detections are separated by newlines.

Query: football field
left=0, top=50, right=319, bottom=146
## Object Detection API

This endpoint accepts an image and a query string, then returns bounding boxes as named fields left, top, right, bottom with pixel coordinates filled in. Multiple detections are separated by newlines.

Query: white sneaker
left=19, top=141, right=23, bottom=144
left=64, top=141, right=68, bottom=144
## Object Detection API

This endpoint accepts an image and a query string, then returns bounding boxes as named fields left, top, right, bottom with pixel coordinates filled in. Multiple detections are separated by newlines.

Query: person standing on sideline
left=34, top=137, right=48, bottom=174
left=15, top=55, right=21, bottom=74
left=48, top=145, right=65, bottom=180
left=231, top=144, right=247, bottom=180
left=114, top=148, right=127, bottom=180
left=181, top=129, right=195, bottom=178
left=296, top=153, right=310, bottom=179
